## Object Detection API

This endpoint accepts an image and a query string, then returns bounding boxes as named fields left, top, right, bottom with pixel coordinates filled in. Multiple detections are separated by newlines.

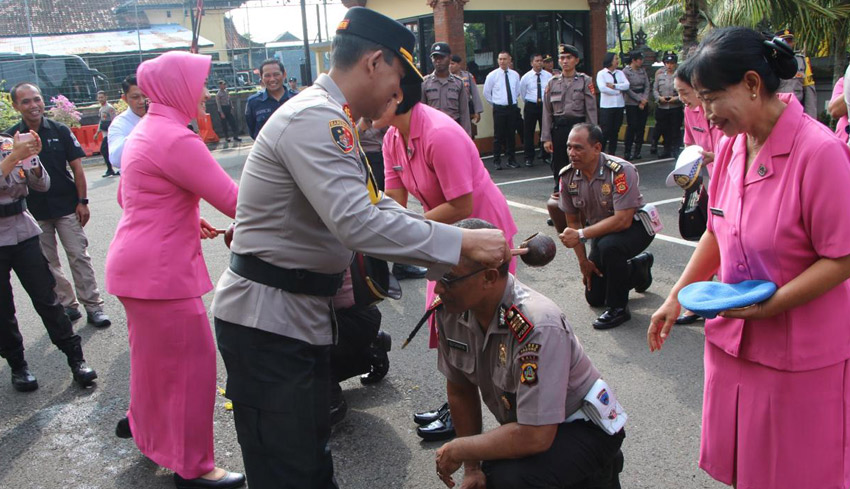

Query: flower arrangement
left=114, top=99, right=128, bottom=114
left=47, top=95, right=82, bottom=127
left=0, top=89, right=18, bottom=130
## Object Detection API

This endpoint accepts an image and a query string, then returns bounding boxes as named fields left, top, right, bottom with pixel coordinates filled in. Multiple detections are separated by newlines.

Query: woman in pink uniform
left=829, top=77, right=848, bottom=144
left=648, top=28, right=850, bottom=489
left=377, top=81, right=517, bottom=440
left=105, top=52, right=244, bottom=489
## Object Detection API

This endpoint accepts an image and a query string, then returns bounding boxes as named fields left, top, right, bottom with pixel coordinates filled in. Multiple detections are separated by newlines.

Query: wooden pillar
left=430, top=0, right=468, bottom=68
left=587, top=0, right=611, bottom=73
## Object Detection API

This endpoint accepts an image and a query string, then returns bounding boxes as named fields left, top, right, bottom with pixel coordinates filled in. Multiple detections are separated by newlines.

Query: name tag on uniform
left=447, top=338, right=469, bottom=352
left=710, top=207, right=724, bottom=217
left=693, top=127, right=706, bottom=133
left=392, top=166, right=403, bottom=171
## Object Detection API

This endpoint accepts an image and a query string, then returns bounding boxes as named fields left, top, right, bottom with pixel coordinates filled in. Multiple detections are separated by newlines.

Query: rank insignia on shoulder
left=329, top=119, right=354, bottom=153
left=614, top=173, right=628, bottom=194
left=558, top=164, right=573, bottom=177
left=604, top=159, right=622, bottom=173
left=518, top=343, right=541, bottom=356
left=505, top=305, right=534, bottom=343
left=520, top=362, right=538, bottom=386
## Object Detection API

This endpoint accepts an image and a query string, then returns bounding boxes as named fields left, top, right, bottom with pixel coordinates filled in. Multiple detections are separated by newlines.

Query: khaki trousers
left=37, top=214, right=104, bottom=313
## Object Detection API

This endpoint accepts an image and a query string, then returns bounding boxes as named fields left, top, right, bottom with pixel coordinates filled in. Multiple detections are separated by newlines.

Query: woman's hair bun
left=762, top=36, right=798, bottom=80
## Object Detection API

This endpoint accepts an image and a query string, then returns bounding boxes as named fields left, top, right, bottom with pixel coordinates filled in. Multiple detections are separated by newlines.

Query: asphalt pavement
left=0, top=141, right=725, bottom=489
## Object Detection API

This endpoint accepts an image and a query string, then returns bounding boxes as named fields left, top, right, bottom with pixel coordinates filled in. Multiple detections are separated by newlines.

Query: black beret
left=336, top=7, right=423, bottom=83
left=558, top=44, right=580, bottom=58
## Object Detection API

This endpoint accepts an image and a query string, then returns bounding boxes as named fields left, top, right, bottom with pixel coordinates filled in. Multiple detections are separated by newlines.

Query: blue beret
left=677, top=280, right=777, bottom=319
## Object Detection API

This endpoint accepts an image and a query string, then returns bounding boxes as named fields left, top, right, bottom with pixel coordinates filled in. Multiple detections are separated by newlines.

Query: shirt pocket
left=571, top=88, right=585, bottom=101
left=549, top=91, right=563, bottom=103
left=447, top=347, right=475, bottom=374
left=446, top=87, right=461, bottom=112
left=572, top=197, right=586, bottom=209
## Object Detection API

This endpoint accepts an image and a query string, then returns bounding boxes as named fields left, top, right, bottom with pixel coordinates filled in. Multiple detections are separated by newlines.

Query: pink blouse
left=706, top=94, right=850, bottom=371
left=832, top=77, right=848, bottom=144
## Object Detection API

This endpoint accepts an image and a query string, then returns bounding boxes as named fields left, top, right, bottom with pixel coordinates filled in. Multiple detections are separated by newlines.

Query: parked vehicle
left=0, top=52, right=110, bottom=104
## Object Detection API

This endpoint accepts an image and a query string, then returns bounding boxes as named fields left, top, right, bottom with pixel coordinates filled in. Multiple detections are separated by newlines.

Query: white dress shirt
left=483, top=68, right=521, bottom=106
left=596, top=69, right=630, bottom=108
left=107, top=109, right=143, bottom=169
left=518, top=69, right=553, bottom=104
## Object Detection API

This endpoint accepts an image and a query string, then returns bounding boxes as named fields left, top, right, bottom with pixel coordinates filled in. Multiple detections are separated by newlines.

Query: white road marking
left=495, top=157, right=674, bottom=187
left=504, top=199, right=697, bottom=248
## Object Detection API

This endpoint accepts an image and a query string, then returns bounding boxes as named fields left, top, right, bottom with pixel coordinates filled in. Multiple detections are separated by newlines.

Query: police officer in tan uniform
left=432, top=219, right=625, bottom=489
left=652, top=52, right=683, bottom=158
left=422, top=42, right=472, bottom=136
left=211, top=8, right=510, bottom=489
left=775, top=28, right=818, bottom=118
left=558, top=123, right=654, bottom=330
left=449, top=54, right=483, bottom=129
left=542, top=44, right=597, bottom=188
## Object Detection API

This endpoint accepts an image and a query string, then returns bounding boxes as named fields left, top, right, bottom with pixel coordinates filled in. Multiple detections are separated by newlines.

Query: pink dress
left=683, top=103, right=723, bottom=175
left=384, top=103, right=518, bottom=347
left=105, top=52, right=238, bottom=479
left=832, top=77, right=848, bottom=143
left=701, top=94, right=850, bottom=488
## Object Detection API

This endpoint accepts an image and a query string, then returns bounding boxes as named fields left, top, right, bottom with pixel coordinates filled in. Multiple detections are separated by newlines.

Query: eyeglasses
left=438, top=268, right=488, bottom=288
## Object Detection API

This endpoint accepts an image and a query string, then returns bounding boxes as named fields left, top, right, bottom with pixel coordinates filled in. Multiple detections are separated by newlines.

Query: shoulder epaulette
left=558, top=164, right=574, bottom=177
left=505, top=305, right=534, bottom=343
left=604, top=159, right=623, bottom=173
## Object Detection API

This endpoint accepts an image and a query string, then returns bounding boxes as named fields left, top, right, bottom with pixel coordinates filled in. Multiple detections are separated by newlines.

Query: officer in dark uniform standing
left=558, top=123, right=654, bottom=330
left=433, top=218, right=625, bottom=489
left=622, top=51, right=650, bottom=160
left=775, top=28, right=818, bottom=118
left=211, top=8, right=510, bottom=488
left=422, top=42, right=472, bottom=136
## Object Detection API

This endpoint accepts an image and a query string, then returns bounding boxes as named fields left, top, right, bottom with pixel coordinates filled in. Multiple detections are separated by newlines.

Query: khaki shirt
left=421, top=73, right=472, bottom=136
left=653, top=70, right=682, bottom=109
left=0, top=162, right=49, bottom=246
left=437, top=275, right=600, bottom=426
left=622, top=66, right=649, bottom=106
left=215, top=88, right=232, bottom=112
left=541, top=73, right=598, bottom=142
left=558, top=154, right=644, bottom=225
left=459, top=70, right=484, bottom=114
left=212, top=74, right=463, bottom=345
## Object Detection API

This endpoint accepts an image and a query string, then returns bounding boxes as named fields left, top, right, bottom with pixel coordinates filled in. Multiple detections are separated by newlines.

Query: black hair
left=10, top=82, right=40, bottom=103
left=454, top=219, right=509, bottom=276
left=395, top=81, right=421, bottom=115
left=331, top=33, right=396, bottom=71
left=674, top=57, right=694, bottom=85
left=572, top=122, right=604, bottom=147
left=259, top=58, right=286, bottom=75
left=629, top=51, right=643, bottom=61
left=529, top=53, right=542, bottom=62
left=450, top=54, right=462, bottom=63
left=121, top=75, right=137, bottom=95
left=218, top=79, right=226, bottom=85
left=603, top=52, right=616, bottom=69
left=690, top=27, right=797, bottom=94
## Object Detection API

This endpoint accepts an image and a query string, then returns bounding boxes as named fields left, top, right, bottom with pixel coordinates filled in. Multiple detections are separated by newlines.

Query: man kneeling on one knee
left=558, top=123, right=654, bottom=330
left=433, top=218, right=625, bottom=489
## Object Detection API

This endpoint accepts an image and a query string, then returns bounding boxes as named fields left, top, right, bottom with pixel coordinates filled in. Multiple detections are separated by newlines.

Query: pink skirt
left=700, top=340, right=850, bottom=488
left=120, top=296, right=216, bottom=479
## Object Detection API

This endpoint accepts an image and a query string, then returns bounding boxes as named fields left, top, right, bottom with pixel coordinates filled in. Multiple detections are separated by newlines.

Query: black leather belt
left=229, top=252, right=344, bottom=297
left=0, top=199, right=26, bottom=217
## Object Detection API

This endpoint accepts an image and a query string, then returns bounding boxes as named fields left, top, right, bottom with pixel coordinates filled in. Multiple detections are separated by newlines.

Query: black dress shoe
left=630, top=252, right=654, bottom=293
left=506, top=160, right=520, bottom=169
left=173, top=471, right=246, bottom=489
left=64, top=307, right=82, bottom=322
left=417, top=408, right=455, bottom=441
left=650, top=146, right=658, bottom=155
left=391, top=263, right=427, bottom=280
left=116, top=417, right=132, bottom=439
left=361, top=330, right=391, bottom=385
left=524, top=160, right=533, bottom=167
left=11, top=366, right=38, bottom=392
left=70, top=361, right=97, bottom=387
left=675, top=313, right=704, bottom=325
left=546, top=218, right=554, bottom=227
left=632, top=153, right=643, bottom=161
left=592, top=307, right=631, bottom=330
left=414, top=401, right=449, bottom=426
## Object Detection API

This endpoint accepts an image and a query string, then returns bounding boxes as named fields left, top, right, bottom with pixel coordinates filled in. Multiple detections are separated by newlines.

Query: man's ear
left=483, top=268, right=501, bottom=285
left=364, top=50, right=385, bottom=76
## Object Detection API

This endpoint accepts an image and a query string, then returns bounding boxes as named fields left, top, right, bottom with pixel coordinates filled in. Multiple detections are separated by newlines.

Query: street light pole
left=300, top=0, right=313, bottom=84
left=23, top=0, right=39, bottom=86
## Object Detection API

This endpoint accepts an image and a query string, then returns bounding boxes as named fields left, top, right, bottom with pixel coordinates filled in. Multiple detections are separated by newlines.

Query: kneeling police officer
left=433, top=218, right=625, bottom=489
left=558, top=123, right=654, bottom=329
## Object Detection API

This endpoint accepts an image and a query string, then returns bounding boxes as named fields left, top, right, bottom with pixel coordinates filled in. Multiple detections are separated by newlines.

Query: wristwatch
left=79, top=198, right=89, bottom=205
left=578, top=228, right=588, bottom=243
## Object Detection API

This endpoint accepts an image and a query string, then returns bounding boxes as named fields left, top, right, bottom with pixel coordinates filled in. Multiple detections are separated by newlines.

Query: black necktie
left=505, top=70, right=513, bottom=106
left=536, top=73, right=542, bottom=103
left=611, top=71, right=618, bottom=83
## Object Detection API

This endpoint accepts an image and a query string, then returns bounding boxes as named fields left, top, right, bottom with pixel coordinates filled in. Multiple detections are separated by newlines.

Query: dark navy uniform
left=244, top=87, right=296, bottom=139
